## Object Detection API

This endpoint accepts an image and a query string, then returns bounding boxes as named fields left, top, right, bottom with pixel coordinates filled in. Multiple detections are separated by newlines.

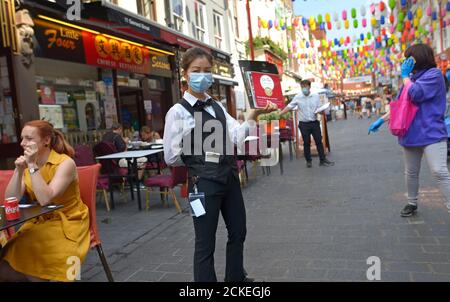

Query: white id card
left=189, top=192, right=206, bottom=217
left=205, top=151, right=220, bottom=163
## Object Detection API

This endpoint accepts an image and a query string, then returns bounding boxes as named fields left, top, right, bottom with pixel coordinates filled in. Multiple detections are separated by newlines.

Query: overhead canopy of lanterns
left=257, top=1, right=450, bottom=79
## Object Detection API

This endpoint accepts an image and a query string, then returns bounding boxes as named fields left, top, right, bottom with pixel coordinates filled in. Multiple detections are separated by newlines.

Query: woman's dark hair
left=404, top=44, right=437, bottom=71
left=181, top=47, right=213, bottom=71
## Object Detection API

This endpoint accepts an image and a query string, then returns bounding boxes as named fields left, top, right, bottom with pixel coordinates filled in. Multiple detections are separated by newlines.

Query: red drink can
left=4, top=197, right=20, bottom=221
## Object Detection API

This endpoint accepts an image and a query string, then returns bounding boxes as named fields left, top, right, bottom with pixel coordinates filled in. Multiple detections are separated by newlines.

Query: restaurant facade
left=0, top=0, right=236, bottom=168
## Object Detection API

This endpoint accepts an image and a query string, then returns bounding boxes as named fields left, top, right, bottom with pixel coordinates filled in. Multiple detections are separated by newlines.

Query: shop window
left=194, top=1, right=206, bottom=43
left=0, top=55, right=17, bottom=144
left=213, top=12, right=223, bottom=49
left=136, top=0, right=156, bottom=21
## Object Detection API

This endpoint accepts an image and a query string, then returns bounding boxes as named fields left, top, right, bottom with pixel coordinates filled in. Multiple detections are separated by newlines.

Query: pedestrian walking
left=374, top=95, right=383, bottom=116
left=0, top=120, right=90, bottom=281
left=163, top=47, right=277, bottom=282
left=279, top=80, right=334, bottom=168
left=368, top=43, right=450, bottom=217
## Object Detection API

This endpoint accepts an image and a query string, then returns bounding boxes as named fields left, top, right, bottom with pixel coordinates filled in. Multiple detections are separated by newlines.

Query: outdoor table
left=0, top=204, right=64, bottom=231
left=96, top=149, right=163, bottom=211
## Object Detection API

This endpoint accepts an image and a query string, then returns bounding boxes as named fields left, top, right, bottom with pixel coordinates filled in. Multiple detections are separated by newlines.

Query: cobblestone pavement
left=82, top=116, right=450, bottom=282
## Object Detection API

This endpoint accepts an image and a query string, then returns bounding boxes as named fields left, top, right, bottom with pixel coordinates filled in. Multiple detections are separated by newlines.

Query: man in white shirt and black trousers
left=279, top=80, right=334, bottom=168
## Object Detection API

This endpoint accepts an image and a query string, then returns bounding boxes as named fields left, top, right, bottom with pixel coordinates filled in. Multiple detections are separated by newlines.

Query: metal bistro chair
left=77, top=164, right=114, bottom=282
left=143, top=166, right=187, bottom=213
left=93, top=141, right=134, bottom=209
left=74, top=144, right=111, bottom=211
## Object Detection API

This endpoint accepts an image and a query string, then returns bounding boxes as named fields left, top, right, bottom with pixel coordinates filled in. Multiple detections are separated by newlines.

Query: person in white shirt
left=279, top=80, right=334, bottom=168
left=163, top=47, right=277, bottom=282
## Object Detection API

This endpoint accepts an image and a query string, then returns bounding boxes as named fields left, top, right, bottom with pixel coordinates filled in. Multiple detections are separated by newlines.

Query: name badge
left=205, top=151, right=220, bottom=163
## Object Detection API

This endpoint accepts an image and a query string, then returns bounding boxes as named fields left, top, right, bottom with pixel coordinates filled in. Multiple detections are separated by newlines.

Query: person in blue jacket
left=369, top=44, right=450, bottom=217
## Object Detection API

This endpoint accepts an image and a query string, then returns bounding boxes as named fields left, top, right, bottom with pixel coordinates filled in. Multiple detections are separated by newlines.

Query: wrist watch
left=29, top=166, right=39, bottom=175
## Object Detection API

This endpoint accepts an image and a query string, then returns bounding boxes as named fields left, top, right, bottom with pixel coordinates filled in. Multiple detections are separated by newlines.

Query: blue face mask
left=189, top=72, right=213, bottom=93
left=302, top=88, right=310, bottom=96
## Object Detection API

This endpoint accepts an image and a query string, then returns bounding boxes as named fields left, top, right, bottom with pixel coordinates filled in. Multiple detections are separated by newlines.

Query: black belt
left=299, top=120, right=318, bottom=123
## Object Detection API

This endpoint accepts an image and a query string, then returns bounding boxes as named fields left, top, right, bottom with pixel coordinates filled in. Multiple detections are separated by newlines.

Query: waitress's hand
left=14, top=155, right=28, bottom=172
left=24, top=142, right=39, bottom=166
left=248, top=101, right=278, bottom=121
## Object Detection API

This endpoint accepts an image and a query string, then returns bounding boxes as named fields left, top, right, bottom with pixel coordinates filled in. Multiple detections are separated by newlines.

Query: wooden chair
left=77, top=164, right=114, bottom=282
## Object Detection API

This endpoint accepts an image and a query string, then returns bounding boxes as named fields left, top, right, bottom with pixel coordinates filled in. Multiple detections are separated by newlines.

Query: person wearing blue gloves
left=368, top=44, right=450, bottom=217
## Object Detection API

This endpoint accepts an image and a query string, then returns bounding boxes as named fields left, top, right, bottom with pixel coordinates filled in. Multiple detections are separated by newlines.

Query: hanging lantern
left=417, top=7, right=423, bottom=19
left=336, top=21, right=342, bottom=30
left=274, top=19, right=279, bottom=29
left=370, top=3, right=376, bottom=15
left=327, top=22, right=332, bottom=30
left=353, top=19, right=358, bottom=28
left=305, top=41, right=310, bottom=48
left=345, top=19, right=350, bottom=29
left=389, top=14, right=395, bottom=24
left=413, top=17, right=419, bottom=27
left=360, top=33, right=365, bottom=41
left=398, top=11, right=405, bottom=23
left=257, top=17, right=262, bottom=29
left=325, top=13, right=331, bottom=23
left=351, top=8, right=357, bottom=19
left=367, top=32, right=372, bottom=40
left=447, top=1, right=450, bottom=12
left=320, top=22, right=325, bottom=30
left=401, top=0, right=407, bottom=7
left=379, top=1, right=385, bottom=12
left=432, top=11, right=437, bottom=21
left=342, top=10, right=348, bottom=20
left=405, top=20, right=411, bottom=30
left=441, top=7, right=446, bottom=18
left=381, top=28, right=386, bottom=36
left=268, top=20, right=273, bottom=29
left=426, top=6, right=432, bottom=17
left=388, top=0, right=396, bottom=10
left=318, top=14, right=323, bottom=24
left=361, top=5, right=367, bottom=17
left=364, top=37, right=368, bottom=45
left=362, top=18, right=367, bottom=28
left=333, top=12, right=339, bottom=22
left=309, top=16, right=315, bottom=26
left=432, top=21, right=437, bottom=31
left=311, top=22, right=316, bottom=31
left=302, top=17, right=307, bottom=26
left=371, top=17, right=377, bottom=26
left=380, top=15, right=385, bottom=25
left=262, top=20, right=268, bottom=29
left=389, top=25, right=395, bottom=33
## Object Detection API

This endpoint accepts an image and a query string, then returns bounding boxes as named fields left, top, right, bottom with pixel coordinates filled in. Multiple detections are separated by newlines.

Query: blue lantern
left=380, top=15, right=385, bottom=25
left=305, top=41, right=310, bottom=48
left=401, top=0, right=407, bottom=7
left=432, top=11, right=437, bottom=21
left=407, top=11, right=413, bottom=21
left=360, top=33, right=364, bottom=41
left=447, top=1, right=450, bottom=12
left=302, top=17, right=307, bottom=26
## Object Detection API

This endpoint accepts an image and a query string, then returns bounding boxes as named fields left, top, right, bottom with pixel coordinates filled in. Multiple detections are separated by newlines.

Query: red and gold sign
left=84, top=32, right=151, bottom=74
left=250, top=72, right=285, bottom=109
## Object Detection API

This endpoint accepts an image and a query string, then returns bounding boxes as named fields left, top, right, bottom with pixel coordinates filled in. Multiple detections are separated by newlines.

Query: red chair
left=0, top=170, right=15, bottom=245
left=75, top=145, right=111, bottom=211
left=143, top=166, right=187, bottom=213
left=93, top=141, right=133, bottom=210
left=77, top=164, right=114, bottom=282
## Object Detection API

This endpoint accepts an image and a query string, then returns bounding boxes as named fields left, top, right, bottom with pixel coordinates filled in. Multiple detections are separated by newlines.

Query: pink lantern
left=441, top=7, right=446, bottom=17
left=370, top=4, right=376, bottom=15
left=362, top=18, right=367, bottom=28
left=342, top=10, right=348, bottom=20
left=390, top=26, right=395, bottom=33
left=426, top=5, right=432, bottom=17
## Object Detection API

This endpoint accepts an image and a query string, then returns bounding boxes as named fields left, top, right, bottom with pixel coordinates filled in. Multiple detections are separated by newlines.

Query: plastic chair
left=77, top=164, right=114, bottom=282
left=75, top=145, right=111, bottom=211
left=143, top=166, right=187, bottom=213
left=0, top=170, right=15, bottom=245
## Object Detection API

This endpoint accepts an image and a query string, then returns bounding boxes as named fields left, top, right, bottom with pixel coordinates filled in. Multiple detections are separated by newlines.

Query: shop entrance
left=118, top=87, right=144, bottom=133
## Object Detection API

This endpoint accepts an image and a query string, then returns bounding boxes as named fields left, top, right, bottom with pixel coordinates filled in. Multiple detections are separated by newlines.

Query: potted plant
left=259, top=112, right=279, bottom=135
left=279, top=111, right=291, bottom=129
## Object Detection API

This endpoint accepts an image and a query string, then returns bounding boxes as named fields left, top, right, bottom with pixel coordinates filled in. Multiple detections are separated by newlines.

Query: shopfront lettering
left=151, top=56, right=170, bottom=70
left=44, top=25, right=80, bottom=51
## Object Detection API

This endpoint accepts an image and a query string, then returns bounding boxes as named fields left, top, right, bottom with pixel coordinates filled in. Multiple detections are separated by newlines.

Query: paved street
left=82, top=116, right=450, bottom=282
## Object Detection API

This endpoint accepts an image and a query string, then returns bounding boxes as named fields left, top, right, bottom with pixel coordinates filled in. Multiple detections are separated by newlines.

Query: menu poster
left=248, top=71, right=285, bottom=109
left=85, top=91, right=97, bottom=102
left=39, top=105, right=64, bottom=129
left=55, top=91, right=69, bottom=105
left=40, top=85, right=56, bottom=104
left=63, top=107, right=79, bottom=130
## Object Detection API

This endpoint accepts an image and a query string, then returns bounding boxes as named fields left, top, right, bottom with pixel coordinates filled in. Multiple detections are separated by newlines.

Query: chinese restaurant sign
left=34, top=18, right=151, bottom=74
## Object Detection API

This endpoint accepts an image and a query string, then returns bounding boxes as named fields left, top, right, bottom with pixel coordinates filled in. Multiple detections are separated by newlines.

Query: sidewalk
left=82, top=116, right=450, bottom=282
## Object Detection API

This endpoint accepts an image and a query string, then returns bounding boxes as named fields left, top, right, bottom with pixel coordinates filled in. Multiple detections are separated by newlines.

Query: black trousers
left=299, top=120, right=326, bottom=162
left=190, top=172, right=247, bottom=282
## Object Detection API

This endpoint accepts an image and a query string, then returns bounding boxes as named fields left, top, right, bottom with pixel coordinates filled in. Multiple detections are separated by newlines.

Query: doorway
left=118, top=87, right=144, bottom=133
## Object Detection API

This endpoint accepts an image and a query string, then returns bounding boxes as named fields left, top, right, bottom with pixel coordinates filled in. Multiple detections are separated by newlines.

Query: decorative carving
left=15, top=9, right=34, bottom=68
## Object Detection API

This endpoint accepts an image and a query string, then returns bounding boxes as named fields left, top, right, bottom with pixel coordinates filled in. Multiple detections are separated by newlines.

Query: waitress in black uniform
left=163, top=47, right=277, bottom=282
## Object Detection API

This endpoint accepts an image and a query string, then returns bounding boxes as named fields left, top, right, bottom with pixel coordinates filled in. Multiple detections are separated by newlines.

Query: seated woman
left=0, top=120, right=90, bottom=282
left=140, top=126, right=161, bottom=143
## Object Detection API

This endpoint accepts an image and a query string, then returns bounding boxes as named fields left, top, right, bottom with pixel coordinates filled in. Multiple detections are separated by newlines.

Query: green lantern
left=317, top=14, right=323, bottom=24
left=398, top=11, right=405, bottom=23
left=351, top=8, right=357, bottom=19
left=353, top=19, right=358, bottom=28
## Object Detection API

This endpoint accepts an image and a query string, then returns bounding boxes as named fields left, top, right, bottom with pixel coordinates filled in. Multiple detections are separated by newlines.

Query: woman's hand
left=23, top=142, right=39, bottom=166
left=248, top=101, right=278, bottom=121
left=14, top=155, right=28, bottom=172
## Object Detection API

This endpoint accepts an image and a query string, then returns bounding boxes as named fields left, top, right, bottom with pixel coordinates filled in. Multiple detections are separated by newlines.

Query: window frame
left=213, top=12, right=223, bottom=49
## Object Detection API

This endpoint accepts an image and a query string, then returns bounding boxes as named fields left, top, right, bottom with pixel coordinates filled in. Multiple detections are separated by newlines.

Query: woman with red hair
left=0, top=120, right=90, bottom=281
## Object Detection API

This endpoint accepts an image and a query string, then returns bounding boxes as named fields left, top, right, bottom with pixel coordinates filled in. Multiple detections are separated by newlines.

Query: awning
left=213, top=74, right=238, bottom=86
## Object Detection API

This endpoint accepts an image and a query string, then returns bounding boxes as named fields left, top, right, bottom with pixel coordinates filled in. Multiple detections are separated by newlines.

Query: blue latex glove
left=368, top=118, right=385, bottom=134
left=401, top=57, right=415, bottom=79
